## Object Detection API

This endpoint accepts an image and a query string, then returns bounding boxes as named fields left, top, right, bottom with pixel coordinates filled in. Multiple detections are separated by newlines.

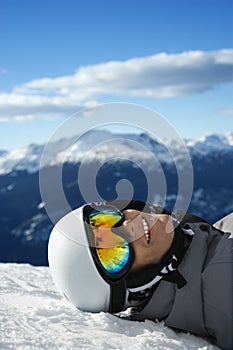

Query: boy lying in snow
left=48, top=200, right=233, bottom=350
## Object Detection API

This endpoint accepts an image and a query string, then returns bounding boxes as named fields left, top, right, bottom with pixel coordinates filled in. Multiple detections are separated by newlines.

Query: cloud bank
left=1, top=49, right=233, bottom=122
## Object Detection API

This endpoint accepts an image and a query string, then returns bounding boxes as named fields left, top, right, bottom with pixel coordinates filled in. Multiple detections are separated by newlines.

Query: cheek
left=132, top=238, right=163, bottom=267
left=132, top=241, right=146, bottom=259
left=132, top=240, right=152, bottom=264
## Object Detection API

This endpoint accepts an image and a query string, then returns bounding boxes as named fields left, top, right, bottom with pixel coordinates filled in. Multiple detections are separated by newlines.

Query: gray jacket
left=132, top=213, right=233, bottom=350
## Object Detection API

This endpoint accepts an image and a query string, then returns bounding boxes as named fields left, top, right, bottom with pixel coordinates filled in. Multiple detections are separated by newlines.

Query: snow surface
left=0, top=263, right=220, bottom=350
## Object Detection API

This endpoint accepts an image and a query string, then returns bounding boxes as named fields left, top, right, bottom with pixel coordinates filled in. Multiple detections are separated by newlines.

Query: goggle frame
left=83, top=204, right=135, bottom=284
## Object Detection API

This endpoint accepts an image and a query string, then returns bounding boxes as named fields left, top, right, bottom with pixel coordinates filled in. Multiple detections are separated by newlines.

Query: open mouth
left=142, top=217, right=150, bottom=244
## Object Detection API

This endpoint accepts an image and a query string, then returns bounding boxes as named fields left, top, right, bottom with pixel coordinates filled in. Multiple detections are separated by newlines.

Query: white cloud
left=1, top=49, right=233, bottom=122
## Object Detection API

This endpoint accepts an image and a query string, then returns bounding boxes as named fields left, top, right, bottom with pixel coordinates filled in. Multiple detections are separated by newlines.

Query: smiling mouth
left=142, top=217, right=150, bottom=244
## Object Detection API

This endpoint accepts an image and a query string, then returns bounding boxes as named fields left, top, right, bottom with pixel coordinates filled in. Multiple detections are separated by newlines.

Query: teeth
left=142, top=218, right=150, bottom=244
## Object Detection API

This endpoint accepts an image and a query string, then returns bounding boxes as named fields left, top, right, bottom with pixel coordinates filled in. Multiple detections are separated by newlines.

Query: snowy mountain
left=186, top=132, right=233, bottom=154
left=1, top=131, right=233, bottom=175
left=0, top=130, right=233, bottom=265
left=0, top=263, right=220, bottom=350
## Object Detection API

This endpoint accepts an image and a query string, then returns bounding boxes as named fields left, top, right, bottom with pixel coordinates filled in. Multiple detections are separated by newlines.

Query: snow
left=0, top=263, right=220, bottom=350
left=0, top=144, right=44, bottom=175
left=37, top=202, right=45, bottom=210
left=186, top=132, right=233, bottom=154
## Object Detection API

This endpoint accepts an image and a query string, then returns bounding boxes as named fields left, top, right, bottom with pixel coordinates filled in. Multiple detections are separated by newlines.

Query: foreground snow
left=0, top=264, right=220, bottom=350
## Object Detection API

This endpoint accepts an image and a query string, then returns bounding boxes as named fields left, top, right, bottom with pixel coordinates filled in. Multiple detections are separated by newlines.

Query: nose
left=123, top=209, right=140, bottom=225
left=121, top=210, right=144, bottom=242
left=122, top=211, right=138, bottom=232
left=111, top=210, right=140, bottom=243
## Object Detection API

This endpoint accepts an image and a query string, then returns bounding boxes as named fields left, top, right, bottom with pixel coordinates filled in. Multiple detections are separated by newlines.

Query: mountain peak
left=186, top=132, right=233, bottom=154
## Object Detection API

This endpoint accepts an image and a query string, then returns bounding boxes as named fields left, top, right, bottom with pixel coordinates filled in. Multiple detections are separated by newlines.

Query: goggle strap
left=109, top=280, right=127, bottom=313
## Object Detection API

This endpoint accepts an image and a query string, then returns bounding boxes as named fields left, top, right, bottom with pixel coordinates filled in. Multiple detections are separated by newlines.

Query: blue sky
left=0, top=0, right=233, bottom=150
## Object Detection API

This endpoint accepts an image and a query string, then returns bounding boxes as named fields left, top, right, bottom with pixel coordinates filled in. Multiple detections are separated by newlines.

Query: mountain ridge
left=1, top=131, right=233, bottom=175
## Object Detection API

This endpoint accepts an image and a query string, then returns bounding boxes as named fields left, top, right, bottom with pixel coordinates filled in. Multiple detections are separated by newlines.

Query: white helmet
left=48, top=202, right=134, bottom=313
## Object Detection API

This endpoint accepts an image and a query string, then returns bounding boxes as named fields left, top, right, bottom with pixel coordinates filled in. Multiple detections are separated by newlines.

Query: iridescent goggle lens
left=88, top=208, right=130, bottom=274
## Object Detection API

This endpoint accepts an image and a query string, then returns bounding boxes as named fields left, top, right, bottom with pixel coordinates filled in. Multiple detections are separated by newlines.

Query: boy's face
left=121, top=209, right=175, bottom=271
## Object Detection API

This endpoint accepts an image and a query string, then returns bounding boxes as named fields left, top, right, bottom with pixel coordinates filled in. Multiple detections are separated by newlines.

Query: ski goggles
left=83, top=204, right=134, bottom=281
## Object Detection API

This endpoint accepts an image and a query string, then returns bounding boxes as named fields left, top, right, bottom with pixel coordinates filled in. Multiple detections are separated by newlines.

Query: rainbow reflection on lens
left=89, top=208, right=130, bottom=274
